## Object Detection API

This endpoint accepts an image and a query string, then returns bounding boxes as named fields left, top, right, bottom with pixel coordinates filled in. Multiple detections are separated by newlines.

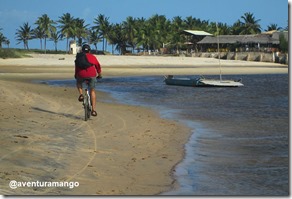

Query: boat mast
left=216, top=23, right=223, bottom=82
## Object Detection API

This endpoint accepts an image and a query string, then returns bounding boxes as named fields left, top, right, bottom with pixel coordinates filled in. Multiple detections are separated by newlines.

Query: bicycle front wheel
left=86, top=104, right=91, bottom=120
left=84, top=95, right=90, bottom=121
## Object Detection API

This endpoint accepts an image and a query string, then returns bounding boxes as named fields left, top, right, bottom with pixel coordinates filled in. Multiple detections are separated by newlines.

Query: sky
left=0, top=0, right=289, bottom=50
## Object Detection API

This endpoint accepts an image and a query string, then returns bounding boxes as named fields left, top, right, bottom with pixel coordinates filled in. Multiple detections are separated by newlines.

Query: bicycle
left=82, top=79, right=92, bottom=121
left=80, top=76, right=102, bottom=121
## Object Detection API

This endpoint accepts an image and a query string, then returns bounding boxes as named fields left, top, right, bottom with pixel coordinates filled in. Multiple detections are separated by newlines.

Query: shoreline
left=0, top=54, right=288, bottom=195
left=0, top=76, right=191, bottom=195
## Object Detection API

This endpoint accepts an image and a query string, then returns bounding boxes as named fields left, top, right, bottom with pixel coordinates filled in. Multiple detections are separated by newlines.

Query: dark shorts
left=77, top=77, right=96, bottom=90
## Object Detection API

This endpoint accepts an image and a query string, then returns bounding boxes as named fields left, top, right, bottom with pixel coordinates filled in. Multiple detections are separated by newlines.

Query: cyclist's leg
left=90, top=89, right=96, bottom=110
left=76, top=78, right=84, bottom=101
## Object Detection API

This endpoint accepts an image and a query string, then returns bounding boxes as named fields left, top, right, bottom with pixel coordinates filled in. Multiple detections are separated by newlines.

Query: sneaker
left=91, top=110, right=97, bottom=116
left=78, top=94, right=84, bottom=102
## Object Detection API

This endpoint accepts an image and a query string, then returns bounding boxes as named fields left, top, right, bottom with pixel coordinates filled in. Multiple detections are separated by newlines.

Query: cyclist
left=75, top=44, right=102, bottom=117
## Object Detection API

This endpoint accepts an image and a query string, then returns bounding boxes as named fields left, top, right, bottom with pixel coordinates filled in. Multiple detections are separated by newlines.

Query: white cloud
left=82, top=7, right=91, bottom=18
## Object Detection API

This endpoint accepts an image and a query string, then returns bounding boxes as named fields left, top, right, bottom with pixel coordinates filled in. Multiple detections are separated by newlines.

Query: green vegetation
left=0, top=48, right=30, bottom=59
left=0, top=48, right=67, bottom=59
left=0, top=12, right=288, bottom=56
left=279, top=33, right=288, bottom=53
left=0, top=28, right=9, bottom=48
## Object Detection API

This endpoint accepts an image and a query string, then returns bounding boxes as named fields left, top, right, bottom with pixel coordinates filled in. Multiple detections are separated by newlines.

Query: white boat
left=164, top=75, right=244, bottom=87
left=195, top=76, right=244, bottom=87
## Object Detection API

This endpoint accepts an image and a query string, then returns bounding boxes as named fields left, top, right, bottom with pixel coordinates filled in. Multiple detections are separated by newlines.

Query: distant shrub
left=0, top=49, right=26, bottom=58
left=0, top=48, right=67, bottom=59
left=279, top=33, right=288, bottom=53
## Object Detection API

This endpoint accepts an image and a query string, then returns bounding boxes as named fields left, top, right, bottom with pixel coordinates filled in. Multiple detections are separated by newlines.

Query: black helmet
left=82, top=44, right=91, bottom=53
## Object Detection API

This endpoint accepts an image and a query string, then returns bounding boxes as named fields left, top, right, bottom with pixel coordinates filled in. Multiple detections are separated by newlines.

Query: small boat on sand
left=195, top=76, right=244, bottom=87
left=164, top=75, right=197, bottom=87
left=164, top=75, right=244, bottom=87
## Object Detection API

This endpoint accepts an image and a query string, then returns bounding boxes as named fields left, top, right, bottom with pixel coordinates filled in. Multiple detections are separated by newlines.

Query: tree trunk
left=44, top=37, right=47, bottom=54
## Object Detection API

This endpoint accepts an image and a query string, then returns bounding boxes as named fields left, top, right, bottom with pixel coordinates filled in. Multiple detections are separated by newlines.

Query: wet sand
left=0, top=54, right=288, bottom=195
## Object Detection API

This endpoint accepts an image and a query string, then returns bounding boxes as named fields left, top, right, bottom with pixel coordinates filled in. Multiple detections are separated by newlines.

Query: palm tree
left=184, top=16, right=196, bottom=30
left=145, top=14, right=170, bottom=52
left=0, top=32, right=8, bottom=48
left=216, top=22, right=231, bottom=35
left=107, top=23, right=127, bottom=55
left=32, top=26, right=45, bottom=50
left=135, top=17, right=157, bottom=53
left=93, top=14, right=110, bottom=52
left=123, top=16, right=137, bottom=53
left=73, top=18, right=89, bottom=46
left=58, top=13, right=75, bottom=53
left=239, top=12, right=261, bottom=34
left=265, top=23, right=282, bottom=31
left=35, top=14, right=56, bottom=53
left=87, top=28, right=102, bottom=52
left=170, top=16, right=185, bottom=53
left=134, top=17, right=148, bottom=53
left=154, top=15, right=171, bottom=50
left=15, top=22, right=33, bottom=49
left=230, top=20, right=243, bottom=35
left=184, top=16, right=209, bottom=30
left=50, top=29, right=62, bottom=51
left=207, top=22, right=218, bottom=35
left=4, top=39, right=10, bottom=48
left=279, top=32, right=288, bottom=52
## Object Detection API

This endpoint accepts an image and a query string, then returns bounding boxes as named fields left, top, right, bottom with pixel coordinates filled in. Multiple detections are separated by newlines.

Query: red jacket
left=75, top=53, right=101, bottom=78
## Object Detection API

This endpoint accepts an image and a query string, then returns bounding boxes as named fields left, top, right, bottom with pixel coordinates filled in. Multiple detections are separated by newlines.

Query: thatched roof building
left=197, top=31, right=288, bottom=52
left=197, top=34, right=279, bottom=45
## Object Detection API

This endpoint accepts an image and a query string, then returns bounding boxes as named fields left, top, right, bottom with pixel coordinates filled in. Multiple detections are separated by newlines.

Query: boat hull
left=164, top=76, right=244, bottom=87
left=196, top=79, right=244, bottom=87
left=164, top=77, right=197, bottom=87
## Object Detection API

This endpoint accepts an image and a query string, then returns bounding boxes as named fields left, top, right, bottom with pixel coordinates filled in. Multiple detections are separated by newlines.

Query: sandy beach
left=0, top=53, right=288, bottom=77
left=0, top=54, right=288, bottom=195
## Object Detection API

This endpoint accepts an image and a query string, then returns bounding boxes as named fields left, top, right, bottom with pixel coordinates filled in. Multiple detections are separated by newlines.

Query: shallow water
left=46, top=74, right=289, bottom=196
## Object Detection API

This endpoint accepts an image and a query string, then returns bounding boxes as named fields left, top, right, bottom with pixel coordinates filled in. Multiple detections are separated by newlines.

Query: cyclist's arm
left=87, top=54, right=102, bottom=77
left=74, top=65, right=78, bottom=79
left=95, top=61, right=101, bottom=74
left=93, top=58, right=102, bottom=77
